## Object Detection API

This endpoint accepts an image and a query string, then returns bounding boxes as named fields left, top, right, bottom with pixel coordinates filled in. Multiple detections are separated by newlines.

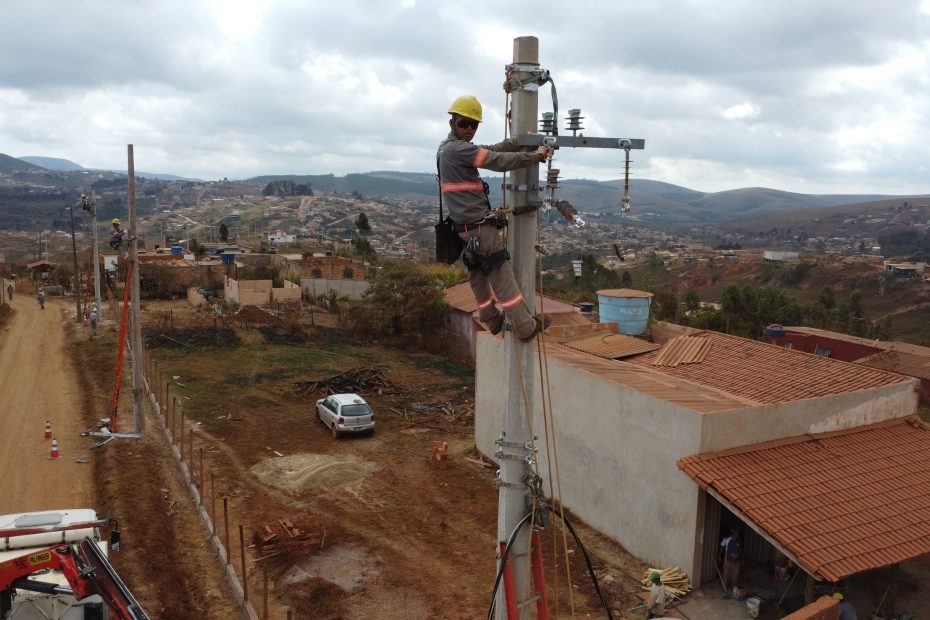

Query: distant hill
left=247, top=171, right=929, bottom=227
left=18, top=156, right=84, bottom=170
left=0, top=153, right=44, bottom=173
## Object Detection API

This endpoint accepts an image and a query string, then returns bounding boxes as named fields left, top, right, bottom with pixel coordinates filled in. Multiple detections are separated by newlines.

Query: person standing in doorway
left=6, top=284, right=12, bottom=301
left=89, top=305, right=98, bottom=336
left=833, top=593, right=857, bottom=620
left=719, top=528, right=742, bottom=592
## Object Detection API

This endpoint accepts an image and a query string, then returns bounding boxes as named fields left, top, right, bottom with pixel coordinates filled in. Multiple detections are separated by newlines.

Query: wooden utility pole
left=496, top=35, right=541, bottom=620
left=128, top=145, right=145, bottom=434
left=68, top=202, right=83, bottom=321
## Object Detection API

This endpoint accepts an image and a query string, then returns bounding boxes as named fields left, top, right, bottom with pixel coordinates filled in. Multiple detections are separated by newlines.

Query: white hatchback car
left=315, top=393, right=376, bottom=439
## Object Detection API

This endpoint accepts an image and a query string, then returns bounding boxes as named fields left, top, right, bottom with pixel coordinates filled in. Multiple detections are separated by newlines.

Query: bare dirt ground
left=0, top=295, right=93, bottom=514
left=1, top=294, right=650, bottom=619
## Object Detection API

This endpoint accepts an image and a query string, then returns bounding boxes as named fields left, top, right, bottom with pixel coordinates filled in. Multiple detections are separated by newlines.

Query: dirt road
left=0, top=296, right=93, bottom=514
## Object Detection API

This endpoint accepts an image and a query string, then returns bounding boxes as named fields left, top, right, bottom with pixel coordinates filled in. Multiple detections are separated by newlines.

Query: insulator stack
left=566, top=109, right=584, bottom=135
left=539, top=112, right=556, bottom=135
left=546, top=168, right=560, bottom=190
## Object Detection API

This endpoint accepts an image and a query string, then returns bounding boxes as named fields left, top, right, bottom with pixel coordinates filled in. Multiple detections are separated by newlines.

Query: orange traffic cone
left=48, top=438, right=61, bottom=460
left=44, top=420, right=52, bottom=439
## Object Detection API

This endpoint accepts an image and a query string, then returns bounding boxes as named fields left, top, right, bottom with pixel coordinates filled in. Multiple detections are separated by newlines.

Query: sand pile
left=251, top=453, right=377, bottom=494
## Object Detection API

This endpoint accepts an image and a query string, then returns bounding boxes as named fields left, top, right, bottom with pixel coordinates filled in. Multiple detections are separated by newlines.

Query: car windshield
left=341, top=404, right=371, bottom=417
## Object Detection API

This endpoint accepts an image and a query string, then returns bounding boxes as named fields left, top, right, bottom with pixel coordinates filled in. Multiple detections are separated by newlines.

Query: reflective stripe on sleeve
left=498, top=293, right=524, bottom=310
left=477, top=296, right=495, bottom=310
left=473, top=148, right=489, bottom=167
left=440, top=181, right=485, bottom=193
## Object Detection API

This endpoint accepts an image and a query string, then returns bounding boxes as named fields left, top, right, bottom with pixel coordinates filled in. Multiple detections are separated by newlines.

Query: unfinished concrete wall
left=699, top=380, right=918, bottom=453
left=300, top=256, right=366, bottom=280
left=271, top=279, right=301, bottom=302
left=300, top=278, right=369, bottom=300
left=474, top=334, right=705, bottom=582
left=225, top=277, right=272, bottom=306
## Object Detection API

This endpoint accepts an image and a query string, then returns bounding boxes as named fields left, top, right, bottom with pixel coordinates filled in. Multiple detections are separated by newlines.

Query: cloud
left=0, top=0, right=928, bottom=194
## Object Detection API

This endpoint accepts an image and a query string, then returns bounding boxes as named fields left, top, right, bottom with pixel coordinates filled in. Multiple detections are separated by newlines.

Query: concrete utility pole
left=128, top=145, right=145, bottom=434
left=496, top=35, right=540, bottom=620
left=67, top=202, right=83, bottom=321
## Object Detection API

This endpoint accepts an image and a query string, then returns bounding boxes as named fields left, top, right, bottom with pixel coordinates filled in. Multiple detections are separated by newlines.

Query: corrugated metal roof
left=678, top=417, right=930, bottom=582
left=628, top=331, right=909, bottom=404
left=561, top=333, right=660, bottom=359
left=548, top=312, right=593, bottom=327
left=652, top=335, right=712, bottom=367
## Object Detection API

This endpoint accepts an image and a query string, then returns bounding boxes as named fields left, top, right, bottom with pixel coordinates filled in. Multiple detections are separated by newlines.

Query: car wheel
left=331, top=423, right=340, bottom=439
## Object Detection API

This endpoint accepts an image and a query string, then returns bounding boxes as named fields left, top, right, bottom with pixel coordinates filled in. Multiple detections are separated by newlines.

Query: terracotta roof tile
left=856, top=349, right=930, bottom=380
left=678, top=417, right=930, bottom=581
left=629, top=331, right=910, bottom=404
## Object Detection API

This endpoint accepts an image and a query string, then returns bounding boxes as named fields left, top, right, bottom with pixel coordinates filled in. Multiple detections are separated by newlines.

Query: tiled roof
left=857, top=350, right=930, bottom=381
left=678, top=417, right=930, bottom=582
left=545, top=345, right=754, bottom=413
left=627, top=331, right=909, bottom=404
left=561, top=332, right=660, bottom=359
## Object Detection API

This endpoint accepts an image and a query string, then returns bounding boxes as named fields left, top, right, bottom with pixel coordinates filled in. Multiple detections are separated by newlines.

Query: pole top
left=512, top=36, right=539, bottom=64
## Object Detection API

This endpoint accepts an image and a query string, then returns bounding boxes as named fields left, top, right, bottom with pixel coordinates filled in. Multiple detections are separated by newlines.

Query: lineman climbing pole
left=495, top=36, right=644, bottom=619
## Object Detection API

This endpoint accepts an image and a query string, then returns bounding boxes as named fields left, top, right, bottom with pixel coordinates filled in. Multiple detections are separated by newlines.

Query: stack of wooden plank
left=641, top=567, right=692, bottom=600
left=251, top=518, right=327, bottom=555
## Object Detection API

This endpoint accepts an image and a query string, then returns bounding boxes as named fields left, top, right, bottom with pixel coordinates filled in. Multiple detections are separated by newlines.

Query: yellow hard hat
left=448, top=95, right=482, bottom=122
left=112, top=218, right=121, bottom=225
left=833, top=593, right=844, bottom=600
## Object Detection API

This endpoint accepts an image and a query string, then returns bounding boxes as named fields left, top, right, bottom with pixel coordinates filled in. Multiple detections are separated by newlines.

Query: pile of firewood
left=293, top=366, right=396, bottom=395
left=251, top=518, right=327, bottom=556
left=641, top=567, right=692, bottom=599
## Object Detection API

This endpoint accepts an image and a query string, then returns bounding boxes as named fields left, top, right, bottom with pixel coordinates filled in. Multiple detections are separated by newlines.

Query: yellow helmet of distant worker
left=112, top=218, right=121, bottom=225
left=448, top=95, right=482, bottom=122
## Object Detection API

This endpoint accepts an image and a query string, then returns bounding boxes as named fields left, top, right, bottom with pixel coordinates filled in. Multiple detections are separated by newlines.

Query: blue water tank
left=221, top=253, right=235, bottom=264
left=596, top=289, right=653, bottom=335
left=170, top=245, right=183, bottom=255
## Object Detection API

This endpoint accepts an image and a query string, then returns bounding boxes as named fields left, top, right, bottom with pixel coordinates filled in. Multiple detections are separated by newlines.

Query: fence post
left=223, top=498, right=230, bottom=565
left=199, top=447, right=204, bottom=496
left=239, top=525, right=248, bottom=602
left=211, top=472, right=216, bottom=525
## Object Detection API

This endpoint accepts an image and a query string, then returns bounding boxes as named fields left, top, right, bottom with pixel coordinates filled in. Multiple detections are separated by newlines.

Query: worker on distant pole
left=438, top=95, right=551, bottom=342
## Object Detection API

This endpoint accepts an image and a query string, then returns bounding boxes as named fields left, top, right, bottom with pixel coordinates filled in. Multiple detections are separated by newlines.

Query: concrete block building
left=474, top=325, right=918, bottom=587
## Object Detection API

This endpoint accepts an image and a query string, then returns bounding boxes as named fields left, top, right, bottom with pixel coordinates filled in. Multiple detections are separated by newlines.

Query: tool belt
left=453, top=215, right=507, bottom=232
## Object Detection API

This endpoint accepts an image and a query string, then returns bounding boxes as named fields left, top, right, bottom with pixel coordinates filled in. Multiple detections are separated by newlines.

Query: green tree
left=621, top=270, right=633, bottom=287
left=350, top=262, right=450, bottom=338
left=355, top=212, right=371, bottom=235
left=683, top=288, right=701, bottom=313
left=219, top=222, right=229, bottom=242
left=817, top=285, right=835, bottom=310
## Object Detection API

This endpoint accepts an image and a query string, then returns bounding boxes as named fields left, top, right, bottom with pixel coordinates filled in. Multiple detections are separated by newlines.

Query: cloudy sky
left=2, top=0, right=929, bottom=194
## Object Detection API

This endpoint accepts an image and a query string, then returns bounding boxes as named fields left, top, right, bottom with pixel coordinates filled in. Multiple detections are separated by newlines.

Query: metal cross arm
left=515, top=135, right=645, bottom=150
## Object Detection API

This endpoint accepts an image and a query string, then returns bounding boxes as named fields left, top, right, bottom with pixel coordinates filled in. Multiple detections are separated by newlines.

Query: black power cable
left=485, top=505, right=615, bottom=620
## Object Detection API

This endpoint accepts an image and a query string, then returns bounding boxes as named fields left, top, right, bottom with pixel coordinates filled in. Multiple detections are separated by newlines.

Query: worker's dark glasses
left=455, top=117, right=479, bottom=130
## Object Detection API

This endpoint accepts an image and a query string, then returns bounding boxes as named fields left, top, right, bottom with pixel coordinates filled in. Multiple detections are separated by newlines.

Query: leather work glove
left=535, top=146, right=551, bottom=162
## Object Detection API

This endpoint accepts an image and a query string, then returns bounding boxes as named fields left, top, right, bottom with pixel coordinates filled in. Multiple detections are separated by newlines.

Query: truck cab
left=0, top=509, right=108, bottom=620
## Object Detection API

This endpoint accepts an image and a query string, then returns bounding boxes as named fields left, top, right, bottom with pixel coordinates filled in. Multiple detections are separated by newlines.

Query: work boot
left=485, top=312, right=504, bottom=336
left=518, top=314, right=551, bottom=343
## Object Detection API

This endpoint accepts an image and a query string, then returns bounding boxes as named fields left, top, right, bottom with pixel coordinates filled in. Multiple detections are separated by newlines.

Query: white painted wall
left=474, top=333, right=919, bottom=586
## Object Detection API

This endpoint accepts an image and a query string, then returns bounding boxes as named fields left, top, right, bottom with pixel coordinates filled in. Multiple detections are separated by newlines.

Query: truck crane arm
left=0, top=537, right=149, bottom=620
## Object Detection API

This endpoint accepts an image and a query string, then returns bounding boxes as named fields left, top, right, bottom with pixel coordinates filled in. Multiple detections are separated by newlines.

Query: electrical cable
left=550, top=506, right=615, bottom=620
left=486, top=510, right=534, bottom=620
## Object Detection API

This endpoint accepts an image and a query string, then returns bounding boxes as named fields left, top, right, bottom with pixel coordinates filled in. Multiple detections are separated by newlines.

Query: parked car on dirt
left=316, top=393, right=375, bottom=438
